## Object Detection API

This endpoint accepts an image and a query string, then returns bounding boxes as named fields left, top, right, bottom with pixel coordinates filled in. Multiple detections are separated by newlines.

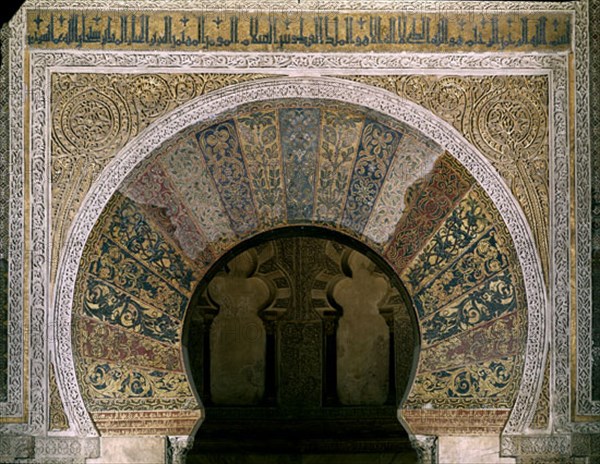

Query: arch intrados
left=53, top=76, right=547, bottom=438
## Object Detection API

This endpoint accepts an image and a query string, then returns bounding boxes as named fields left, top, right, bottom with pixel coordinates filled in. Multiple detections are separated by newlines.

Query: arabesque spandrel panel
left=50, top=73, right=550, bottom=291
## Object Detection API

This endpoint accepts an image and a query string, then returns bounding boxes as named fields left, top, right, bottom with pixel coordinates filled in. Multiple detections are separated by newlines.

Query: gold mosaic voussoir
left=345, top=74, right=550, bottom=280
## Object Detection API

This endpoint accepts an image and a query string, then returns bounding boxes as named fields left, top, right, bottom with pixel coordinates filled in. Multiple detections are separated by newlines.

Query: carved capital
left=167, top=435, right=194, bottom=464
left=410, top=434, right=438, bottom=464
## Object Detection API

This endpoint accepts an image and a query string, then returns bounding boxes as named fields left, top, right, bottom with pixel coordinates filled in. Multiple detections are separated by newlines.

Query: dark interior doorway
left=183, top=227, right=419, bottom=464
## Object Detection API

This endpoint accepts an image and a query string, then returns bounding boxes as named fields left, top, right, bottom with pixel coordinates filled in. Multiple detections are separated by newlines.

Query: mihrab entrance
left=185, top=229, right=418, bottom=462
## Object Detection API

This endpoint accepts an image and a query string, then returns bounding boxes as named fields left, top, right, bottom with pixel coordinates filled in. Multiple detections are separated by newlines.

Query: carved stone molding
left=500, top=434, right=598, bottom=462
left=0, top=4, right=26, bottom=429
left=574, top=0, right=600, bottom=426
left=571, top=433, right=600, bottom=458
left=34, top=437, right=100, bottom=462
left=0, top=436, right=34, bottom=461
left=48, top=73, right=551, bottom=437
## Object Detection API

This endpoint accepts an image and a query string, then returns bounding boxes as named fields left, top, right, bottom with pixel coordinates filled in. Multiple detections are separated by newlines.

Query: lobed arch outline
left=52, top=76, right=547, bottom=440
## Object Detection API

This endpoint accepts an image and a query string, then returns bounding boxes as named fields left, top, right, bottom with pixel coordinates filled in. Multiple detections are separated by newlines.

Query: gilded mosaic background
left=27, top=10, right=571, bottom=53
left=72, top=98, right=527, bottom=436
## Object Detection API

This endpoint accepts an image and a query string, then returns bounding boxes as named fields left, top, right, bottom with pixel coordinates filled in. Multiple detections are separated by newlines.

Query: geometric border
left=575, top=0, right=600, bottom=423
left=0, top=6, right=26, bottom=426
left=48, top=72, right=549, bottom=438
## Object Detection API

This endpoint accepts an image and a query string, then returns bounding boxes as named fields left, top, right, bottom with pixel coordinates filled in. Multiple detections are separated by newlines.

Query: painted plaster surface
left=189, top=235, right=414, bottom=411
left=207, top=254, right=271, bottom=405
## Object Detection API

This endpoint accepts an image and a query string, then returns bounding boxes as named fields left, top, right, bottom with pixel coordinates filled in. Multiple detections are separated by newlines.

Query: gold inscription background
left=28, top=10, right=571, bottom=53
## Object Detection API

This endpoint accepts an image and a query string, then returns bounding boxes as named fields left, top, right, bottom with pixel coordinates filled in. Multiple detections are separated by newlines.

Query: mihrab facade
left=0, top=1, right=598, bottom=463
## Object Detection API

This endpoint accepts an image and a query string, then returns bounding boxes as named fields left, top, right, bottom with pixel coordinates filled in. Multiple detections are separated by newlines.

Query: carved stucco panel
left=0, top=7, right=26, bottom=427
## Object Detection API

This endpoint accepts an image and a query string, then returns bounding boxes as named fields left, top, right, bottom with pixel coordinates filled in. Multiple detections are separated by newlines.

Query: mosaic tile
left=121, top=160, right=211, bottom=263
left=412, top=227, right=510, bottom=319
left=418, top=313, right=521, bottom=374
left=402, top=186, right=494, bottom=294
left=159, top=135, right=237, bottom=252
left=82, top=276, right=180, bottom=345
left=104, top=193, right=196, bottom=293
left=68, top=97, right=529, bottom=422
left=49, top=362, right=69, bottom=431
left=196, top=120, right=259, bottom=236
left=91, top=409, right=201, bottom=435
left=384, top=153, right=474, bottom=273
left=88, top=236, right=188, bottom=320
left=407, top=356, right=519, bottom=408
left=341, top=119, right=403, bottom=232
left=77, top=358, right=193, bottom=402
left=314, top=108, right=365, bottom=225
left=279, top=108, right=321, bottom=221
left=420, top=269, right=517, bottom=347
left=236, top=109, right=287, bottom=227
left=364, top=135, right=442, bottom=245
left=401, top=409, right=510, bottom=436
left=74, top=316, right=183, bottom=372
